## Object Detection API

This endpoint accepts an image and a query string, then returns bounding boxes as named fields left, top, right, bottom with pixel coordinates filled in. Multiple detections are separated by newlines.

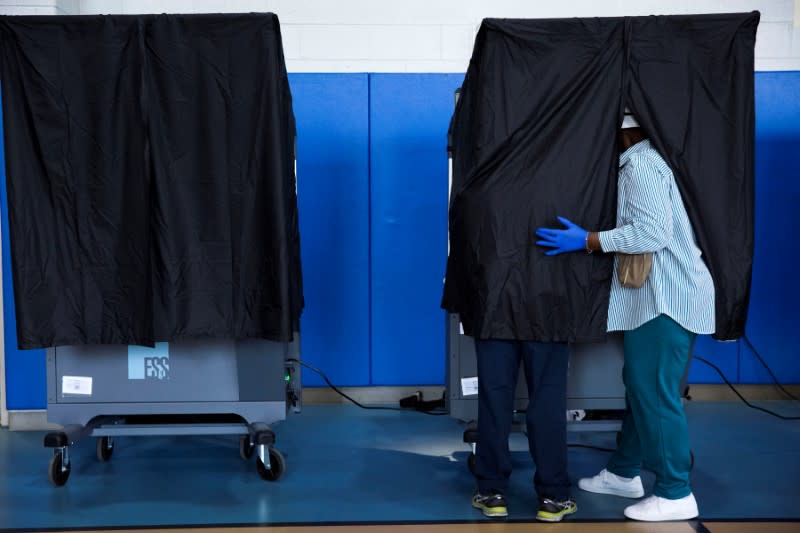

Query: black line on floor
left=691, top=521, right=712, bottom=533
left=0, top=519, right=678, bottom=532
left=697, top=519, right=800, bottom=522
left=3, top=518, right=799, bottom=532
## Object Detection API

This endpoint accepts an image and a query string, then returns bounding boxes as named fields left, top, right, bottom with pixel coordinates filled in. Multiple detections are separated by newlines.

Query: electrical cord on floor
left=692, top=354, right=800, bottom=421
left=741, top=335, right=800, bottom=402
left=288, top=333, right=798, bottom=422
left=286, top=358, right=449, bottom=416
left=568, top=443, right=616, bottom=452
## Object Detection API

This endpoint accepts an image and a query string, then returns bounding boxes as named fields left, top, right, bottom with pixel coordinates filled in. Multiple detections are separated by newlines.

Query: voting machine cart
left=43, top=338, right=301, bottom=487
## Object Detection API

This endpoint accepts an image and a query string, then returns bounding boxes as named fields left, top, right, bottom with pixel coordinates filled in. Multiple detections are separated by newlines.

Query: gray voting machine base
left=446, top=313, right=627, bottom=436
left=44, top=338, right=301, bottom=486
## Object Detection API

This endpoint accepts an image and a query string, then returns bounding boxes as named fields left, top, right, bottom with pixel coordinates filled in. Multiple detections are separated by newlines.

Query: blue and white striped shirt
left=598, top=140, right=715, bottom=335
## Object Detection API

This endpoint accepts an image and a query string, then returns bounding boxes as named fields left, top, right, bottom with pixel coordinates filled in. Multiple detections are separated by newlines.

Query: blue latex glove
left=535, top=216, right=588, bottom=256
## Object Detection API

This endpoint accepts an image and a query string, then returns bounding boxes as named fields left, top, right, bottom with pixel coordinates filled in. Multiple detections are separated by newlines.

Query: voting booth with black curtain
left=443, top=13, right=759, bottom=451
left=0, top=13, right=302, bottom=348
left=443, top=12, right=758, bottom=343
left=0, top=13, right=303, bottom=486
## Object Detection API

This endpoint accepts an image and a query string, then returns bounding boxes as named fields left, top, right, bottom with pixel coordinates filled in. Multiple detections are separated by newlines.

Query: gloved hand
left=535, top=216, right=588, bottom=256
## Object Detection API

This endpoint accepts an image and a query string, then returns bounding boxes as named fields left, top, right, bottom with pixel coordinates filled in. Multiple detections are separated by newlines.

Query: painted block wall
left=58, top=0, right=800, bottom=72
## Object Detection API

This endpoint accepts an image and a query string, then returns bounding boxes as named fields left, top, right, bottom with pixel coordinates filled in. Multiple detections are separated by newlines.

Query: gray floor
left=0, top=401, right=798, bottom=531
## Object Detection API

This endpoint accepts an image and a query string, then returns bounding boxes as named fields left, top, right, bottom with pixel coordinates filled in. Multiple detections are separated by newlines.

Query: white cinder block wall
left=20, top=0, right=793, bottom=72
left=0, top=0, right=57, bottom=15
left=0, top=1, right=798, bottom=70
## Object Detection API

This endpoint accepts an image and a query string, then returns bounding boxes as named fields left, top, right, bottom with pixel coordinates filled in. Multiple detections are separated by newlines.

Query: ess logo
left=128, top=343, right=170, bottom=380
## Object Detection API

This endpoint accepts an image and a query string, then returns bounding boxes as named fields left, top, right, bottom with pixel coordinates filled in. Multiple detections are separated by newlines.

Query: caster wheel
left=463, top=428, right=479, bottom=444
left=239, top=435, right=255, bottom=460
left=467, top=452, right=476, bottom=475
left=48, top=451, right=71, bottom=487
left=256, top=448, right=286, bottom=482
left=96, top=437, right=114, bottom=462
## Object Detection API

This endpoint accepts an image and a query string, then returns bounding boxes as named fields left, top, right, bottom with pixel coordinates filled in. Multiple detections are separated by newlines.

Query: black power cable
left=741, top=335, right=800, bottom=402
left=288, top=332, right=800, bottom=423
left=568, top=443, right=616, bottom=452
left=692, top=355, right=800, bottom=421
left=287, top=358, right=448, bottom=416
left=570, top=336, right=800, bottom=453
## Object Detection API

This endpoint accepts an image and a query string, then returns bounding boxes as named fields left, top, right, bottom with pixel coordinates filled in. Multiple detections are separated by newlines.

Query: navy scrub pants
left=473, top=339, right=571, bottom=500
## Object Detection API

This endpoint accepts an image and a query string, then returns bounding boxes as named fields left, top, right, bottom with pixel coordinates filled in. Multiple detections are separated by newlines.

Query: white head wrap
left=621, top=108, right=640, bottom=129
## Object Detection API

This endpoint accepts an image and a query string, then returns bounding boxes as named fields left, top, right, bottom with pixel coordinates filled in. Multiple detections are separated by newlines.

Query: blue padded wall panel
left=3, top=72, right=799, bottom=402
left=289, top=74, right=371, bottom=387
left=368, top=73, right=464, bottom=386
left=1, top=87, right=47, bottom=409
left=738, top=72, right=800, bottom=384
left=687, top=336, right=739, bottom=385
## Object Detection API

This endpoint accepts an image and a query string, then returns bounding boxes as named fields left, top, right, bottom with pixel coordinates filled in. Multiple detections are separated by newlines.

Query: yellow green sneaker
left=536, top=497, right=577, bottom=522
left=471, top=491, right=508, bottom=518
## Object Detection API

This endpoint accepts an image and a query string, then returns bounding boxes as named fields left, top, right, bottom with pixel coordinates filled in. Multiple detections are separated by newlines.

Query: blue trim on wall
left=367, top=75, right=374, bottom=385
left=2, top=72, right=798, bottom=410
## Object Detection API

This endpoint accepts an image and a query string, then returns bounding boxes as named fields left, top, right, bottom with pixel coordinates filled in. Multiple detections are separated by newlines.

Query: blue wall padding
left=687, top=335, right=740, bottom=384
left=2, top=72, right=799, bottom=410
left=736, top=71, right=800, bottom=384
left=368, top=73, right=464, bottom=385
left=289, top=74, right=372, bottom=387
left=687, top=72, right=800, bottom=385
left=0, top=90, right=47, bottom=409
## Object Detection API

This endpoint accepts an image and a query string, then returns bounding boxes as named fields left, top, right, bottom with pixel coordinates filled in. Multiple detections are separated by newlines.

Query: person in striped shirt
left=535, top=109, right=715, bottom=522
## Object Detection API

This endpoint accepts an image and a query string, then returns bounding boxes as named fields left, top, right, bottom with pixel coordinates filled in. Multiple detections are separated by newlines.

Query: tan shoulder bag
left=616, top=253, right=653, bottom=288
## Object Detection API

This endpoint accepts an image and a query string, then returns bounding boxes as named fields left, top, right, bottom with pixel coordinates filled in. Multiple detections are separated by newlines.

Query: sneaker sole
left=578, top=480, right=644, bottom=499
left=624, top=509, right=699, bottom=521
left=536, top=505, right=577, bottom=523
left=472, top=501, right=508, bottom=518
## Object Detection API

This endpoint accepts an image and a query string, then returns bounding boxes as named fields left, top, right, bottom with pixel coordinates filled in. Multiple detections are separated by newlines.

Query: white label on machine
left=459, top=322, right=464, bottom=335
left=461, top=377, right=479, bottom=396
left=62, top=376, right=92, bottom=396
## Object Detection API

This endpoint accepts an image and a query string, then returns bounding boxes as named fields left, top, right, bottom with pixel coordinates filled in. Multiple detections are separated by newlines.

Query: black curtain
left=443, top=12, right=759, bottom=342
left=625, top=14, right=758, bottom=340
left=0, top=13, right=302, bottom=349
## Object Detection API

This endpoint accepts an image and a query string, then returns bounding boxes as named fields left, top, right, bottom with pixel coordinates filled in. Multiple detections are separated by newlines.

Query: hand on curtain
left=535, top=216, right=588, bottom=256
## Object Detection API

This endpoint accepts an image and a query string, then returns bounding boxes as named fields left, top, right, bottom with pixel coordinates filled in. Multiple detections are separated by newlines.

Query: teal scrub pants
left=607, top=314, right=695, bottom=499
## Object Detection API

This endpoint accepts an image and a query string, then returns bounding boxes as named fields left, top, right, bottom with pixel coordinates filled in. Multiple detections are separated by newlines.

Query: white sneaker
left=624, top=493, right=699, bottom=521
left=578, top=469, right=644, bottom=498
